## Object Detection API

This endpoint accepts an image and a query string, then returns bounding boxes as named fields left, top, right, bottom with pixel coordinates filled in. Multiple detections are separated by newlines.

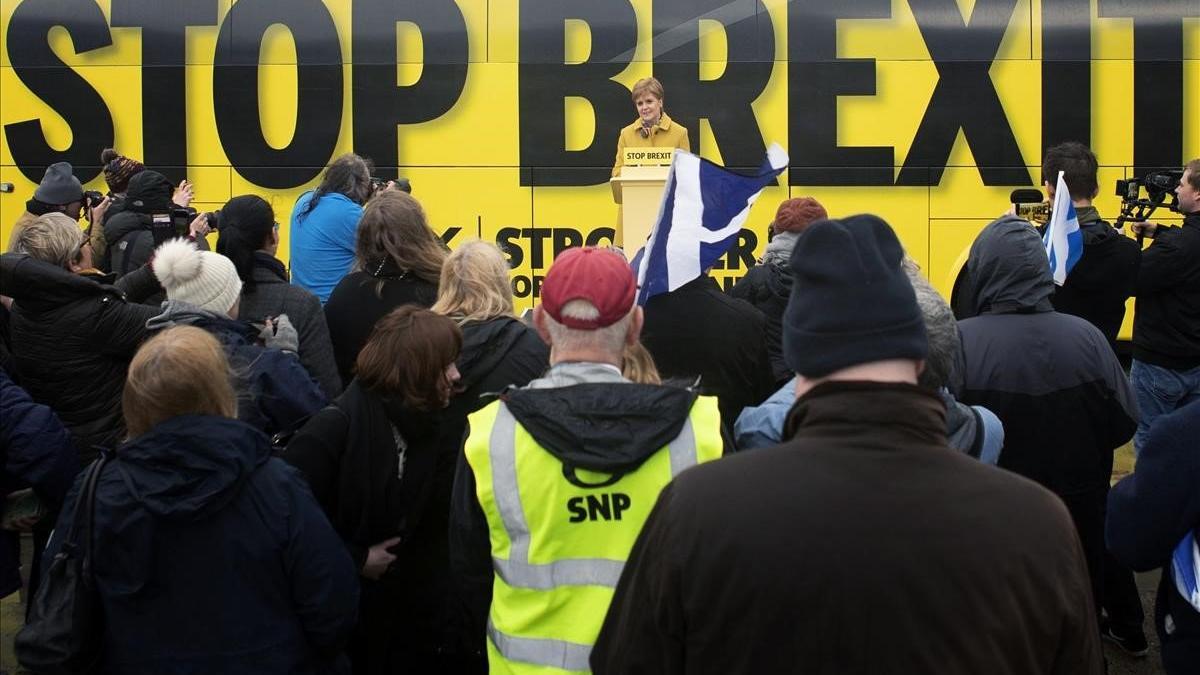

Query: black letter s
left=5, top=0, right=115, bottom=183
left=567, top=497, right=587, bottom=523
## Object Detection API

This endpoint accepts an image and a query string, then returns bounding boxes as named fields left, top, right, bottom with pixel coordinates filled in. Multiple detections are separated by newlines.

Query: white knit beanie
left=152, top=239, right=243, bottom=315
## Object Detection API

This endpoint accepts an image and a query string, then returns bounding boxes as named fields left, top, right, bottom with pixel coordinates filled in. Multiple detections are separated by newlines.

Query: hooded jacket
left=1043, top=206, right=1140, bottom=348
left=591, top=381, right=1103, bottom=675
left=0, top=254, right=160, bottom=464
left=954, top=216, right=1137, bottom=495
left=449, top=362, right=729, bottom=656
left=42, top=415, right=359, bottom=674
left=147, top=300, right=326, bottom=436
left=1133, top=211, right=1200, bottom=369
left=103, top=170, right=184, bottom=279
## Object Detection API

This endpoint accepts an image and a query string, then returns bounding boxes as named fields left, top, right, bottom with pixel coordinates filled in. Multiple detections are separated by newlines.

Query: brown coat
left=593, top=381, right=1103, bottom=675
left=612, top=112, right=690, bottom=177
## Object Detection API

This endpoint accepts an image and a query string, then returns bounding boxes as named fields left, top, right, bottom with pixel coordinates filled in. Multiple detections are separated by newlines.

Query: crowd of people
left=0, top=142, right=1198, bottom=675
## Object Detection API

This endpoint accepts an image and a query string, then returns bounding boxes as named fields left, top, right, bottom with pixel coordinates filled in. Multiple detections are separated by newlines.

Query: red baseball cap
left=540, top=247, right=637, bottom=329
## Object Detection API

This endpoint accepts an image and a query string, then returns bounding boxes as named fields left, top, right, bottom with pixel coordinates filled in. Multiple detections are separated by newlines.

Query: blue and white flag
left=1173, top=529, right=1200, bottom=612
left=631, top=144, right=788, bottom=305
left=1042, top=170, right=1084, bottom=286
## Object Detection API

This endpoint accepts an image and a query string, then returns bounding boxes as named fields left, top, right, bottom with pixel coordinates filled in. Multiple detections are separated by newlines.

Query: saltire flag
left=1042, top=170, right=1084, bottom=286
left=1173, top=529, right=1200, bottom=612
left=631, top=143, right=788, bottom=305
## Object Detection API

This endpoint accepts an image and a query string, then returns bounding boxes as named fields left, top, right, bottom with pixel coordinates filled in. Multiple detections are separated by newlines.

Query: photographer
left=1040, top=143, right=1141, bottom=349
left=1129, top=158, right=1200, bottom=451
left=103, top=170, right=209, bottom=280
left=94, top=148, right=194, bottom=260
left=289, top=154, right=399, bottom=304
left=9, top=162, right=110, bottom=250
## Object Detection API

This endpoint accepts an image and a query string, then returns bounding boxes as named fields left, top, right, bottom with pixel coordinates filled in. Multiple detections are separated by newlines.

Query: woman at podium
left=612, top=77, right=690, bottom=177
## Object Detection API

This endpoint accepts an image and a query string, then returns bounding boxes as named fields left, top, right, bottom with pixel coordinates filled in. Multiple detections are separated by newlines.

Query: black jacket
left=955, top=217, right=1137, bottom=496
left=641, top=275, right=776, bottom=424
left=284, top=380, right=461, bottom=671
left=324, top=264, right=438, bottom=385
left=1108, top=399, right=1200, bottom=675
left=591, top=382, right=1102, bottom=675
left=0, top=254, right=160, bottom=464
left=44, top=415, right=359, bottom=674
left=728, top=261, right=792, bottom=385
left=1043, top=207, right=1140, bottom=348
left=444, top=316, right=548, bottom=422
left=237, top=253, right=342, bottom=398
left=1133, top=212, right=1200, bottom=369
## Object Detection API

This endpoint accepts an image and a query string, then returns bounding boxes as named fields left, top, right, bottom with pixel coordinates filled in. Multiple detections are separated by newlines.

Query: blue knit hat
left=782, top=214, right=928, bottom=378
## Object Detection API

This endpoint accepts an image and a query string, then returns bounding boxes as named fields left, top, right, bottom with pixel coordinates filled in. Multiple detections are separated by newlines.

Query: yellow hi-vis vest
left=464, top=395, right=723, bottom=674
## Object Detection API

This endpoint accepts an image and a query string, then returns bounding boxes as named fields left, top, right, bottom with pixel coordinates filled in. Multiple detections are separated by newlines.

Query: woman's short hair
left=10, top=213, right=86, bottom=269
left=631, top=77, right=664, bottom=102
left=354, top=191, right=447, bottom=285
left=123, top=326, right=236, bottom=438
left=356, top=306, right=463, bottom=410
left=431, top=240, right=514, bottom=322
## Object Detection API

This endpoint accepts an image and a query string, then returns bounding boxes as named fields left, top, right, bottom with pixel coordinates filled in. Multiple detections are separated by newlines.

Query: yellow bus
left=2, top=0, right=1197, bottom=332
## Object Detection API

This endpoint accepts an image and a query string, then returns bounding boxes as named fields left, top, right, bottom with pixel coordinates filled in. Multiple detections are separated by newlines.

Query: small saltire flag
left=631, top=144, right=789, bottom=305
left=1173, top=529, right=1200, bottom=612
left=1043, top=170, right=1084, bottom=286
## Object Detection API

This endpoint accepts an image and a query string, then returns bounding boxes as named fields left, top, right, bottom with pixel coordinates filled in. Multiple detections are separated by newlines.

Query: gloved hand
left=260, top=314, right=299, bottom=353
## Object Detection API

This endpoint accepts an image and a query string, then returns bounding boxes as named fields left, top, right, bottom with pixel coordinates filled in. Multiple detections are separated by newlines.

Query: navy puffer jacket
left=42, top=415, right=359, bottom=674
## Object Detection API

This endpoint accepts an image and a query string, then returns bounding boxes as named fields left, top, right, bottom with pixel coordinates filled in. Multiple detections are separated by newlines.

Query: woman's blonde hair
left=354, top=191, right=446, bottom=285
left=123, top=326, right=236, bottom=438
left=431, top=240, right=514, bottom=323
left=631, top=77, right=664, bottom=102
left=10, top=213, right=85, bottom=269
left=622, top=341, right=661, bottom=385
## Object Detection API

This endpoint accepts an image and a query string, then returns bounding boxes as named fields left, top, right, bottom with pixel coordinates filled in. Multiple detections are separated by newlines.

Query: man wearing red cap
left=450, top=247, right=727, bottom=674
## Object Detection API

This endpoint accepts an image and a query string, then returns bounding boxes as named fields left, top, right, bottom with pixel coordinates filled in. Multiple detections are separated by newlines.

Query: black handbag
left=15, top=453, right=109, bottom=674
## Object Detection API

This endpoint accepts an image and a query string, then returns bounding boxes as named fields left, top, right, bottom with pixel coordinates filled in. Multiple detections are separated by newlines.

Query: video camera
left=369, top=176, right=412, bottom=194
left=1115, top=169, right=1182, bottom=230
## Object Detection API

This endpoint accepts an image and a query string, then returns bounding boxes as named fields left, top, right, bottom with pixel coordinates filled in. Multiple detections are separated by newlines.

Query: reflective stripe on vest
left=488, top=619, right=592, bottom=672
left=484, top=401, right=706, bottom=670
left=488, top=403, right=700, bottom=590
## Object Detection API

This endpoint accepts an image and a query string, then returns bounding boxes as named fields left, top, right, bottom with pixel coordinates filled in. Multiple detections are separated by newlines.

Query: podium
left=611, top=148, right=674, bottom=250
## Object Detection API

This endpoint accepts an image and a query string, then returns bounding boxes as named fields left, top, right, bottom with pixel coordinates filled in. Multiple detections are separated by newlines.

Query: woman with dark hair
left=217, top=195, right=342, bottom=397
left=324, top=191, right=447, bottom=385
left=289, top=154, right=376, bottom=303
left=32, top=326, right=359, bottom=674
left=284, top=306, right=465, bottom=674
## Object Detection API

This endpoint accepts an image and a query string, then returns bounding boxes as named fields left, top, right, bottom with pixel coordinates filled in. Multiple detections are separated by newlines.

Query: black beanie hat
left=782, top=214, right=928, bottom=378
left=125, top=170, right=175, bottom=214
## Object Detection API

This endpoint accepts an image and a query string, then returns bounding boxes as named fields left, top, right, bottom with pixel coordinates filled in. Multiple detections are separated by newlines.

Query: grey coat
left=237, top=253, right=342, bottom=398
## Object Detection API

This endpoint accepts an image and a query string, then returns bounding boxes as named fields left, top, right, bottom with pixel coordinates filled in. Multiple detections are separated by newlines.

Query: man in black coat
left=1128, top=159, right=1200, bottom=450
left=955, top=215, right=1142, bottom=651
left=641, top=273, right=776, bottom=425
left=593, top=215, right=1103, bottom=675
left=1038, top=142, right=1141, bottom=348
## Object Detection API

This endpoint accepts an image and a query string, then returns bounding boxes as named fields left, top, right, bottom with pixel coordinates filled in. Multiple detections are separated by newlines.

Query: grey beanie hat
left=33, top=162, right=85, bottom=205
